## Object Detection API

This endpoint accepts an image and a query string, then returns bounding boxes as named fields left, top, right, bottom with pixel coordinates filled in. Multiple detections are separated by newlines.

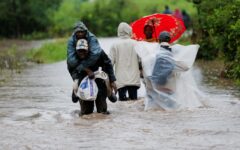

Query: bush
left=193, top=0, right=240, bottom=81
left=27, top=39, right=67, bottom=63
left=0, top=0, right=61, bottom=38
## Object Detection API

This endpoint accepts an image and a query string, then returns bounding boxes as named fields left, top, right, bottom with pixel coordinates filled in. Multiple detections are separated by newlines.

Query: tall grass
left=27, top=39, right=67, bottom=63
left=0, top=46, right=23, bottom=70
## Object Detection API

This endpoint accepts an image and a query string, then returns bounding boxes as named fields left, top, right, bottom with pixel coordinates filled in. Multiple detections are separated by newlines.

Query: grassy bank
left=0, top=46, right=25, bottom=70
left=27, top=38, right=67, bottom=64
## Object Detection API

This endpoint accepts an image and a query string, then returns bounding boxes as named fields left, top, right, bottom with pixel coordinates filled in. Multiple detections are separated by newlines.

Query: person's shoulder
left=119, top=38, right=136, bottom=44
left=68, top=35, right=73, bottom=41
left=98, top=50, right=110, bottom=60
left=100, top=50, right=107, bottom=56
left=87, top=32, right=97, bottom=39
left=67, top=35, right=76, bottom=47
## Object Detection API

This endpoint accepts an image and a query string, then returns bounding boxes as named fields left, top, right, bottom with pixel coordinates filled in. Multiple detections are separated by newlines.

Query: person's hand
left=72, top=79, right=79, bottom=94
left=84, top=68, right=95, bottom=79
left=110, top=82, right=117, bottom=94
left=140, top=70, right=144, bottom=78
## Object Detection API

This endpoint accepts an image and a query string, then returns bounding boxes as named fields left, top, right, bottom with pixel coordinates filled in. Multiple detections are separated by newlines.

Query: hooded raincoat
left=109, top=22, right=141, bottom=89
left=67, top=21, right=102, bottom=80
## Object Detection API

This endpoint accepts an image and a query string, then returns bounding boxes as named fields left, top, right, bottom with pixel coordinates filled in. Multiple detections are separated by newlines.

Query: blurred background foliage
left=193, top=0, right=240, bottom=81
left=49, top=0, right=196, bottom=37
left=0, top=0, right=239, bottom=82
left=0, top=0, right=60, bottom=38
left=0, top=0, right=196, bottom=38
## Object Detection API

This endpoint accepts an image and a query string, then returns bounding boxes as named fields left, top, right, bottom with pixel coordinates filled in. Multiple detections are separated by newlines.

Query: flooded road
left=0, top=38, right=240, bottom=150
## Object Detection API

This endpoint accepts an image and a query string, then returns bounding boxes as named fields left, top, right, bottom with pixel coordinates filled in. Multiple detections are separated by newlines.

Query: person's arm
left=102, top=51, right=117, bottom=93
left=108, top=44, right=116, bottom=66
left=67, top=36, right=79, bottom=69
left=66, top=36, right=80, bottom=80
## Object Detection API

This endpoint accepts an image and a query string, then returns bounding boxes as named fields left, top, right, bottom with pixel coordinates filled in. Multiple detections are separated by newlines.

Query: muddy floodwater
left=0, top=38, right=240, bottom=150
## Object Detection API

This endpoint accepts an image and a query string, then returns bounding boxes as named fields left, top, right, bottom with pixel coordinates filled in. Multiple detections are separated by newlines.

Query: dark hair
left=144, top=25, right=153, bottom=32
left=159, top=31, right=171, bottom=42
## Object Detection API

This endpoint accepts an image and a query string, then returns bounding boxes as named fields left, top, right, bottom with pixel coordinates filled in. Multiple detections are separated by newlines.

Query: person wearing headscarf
left=109, top=22, right=141, bottom=101
left=143, top=25, right=156, bottom=43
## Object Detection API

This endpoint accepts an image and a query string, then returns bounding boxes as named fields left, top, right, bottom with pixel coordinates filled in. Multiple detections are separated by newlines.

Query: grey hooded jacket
left=67, top=21, right=102, bottom=80
left=109, top=22, right=140, bottom=89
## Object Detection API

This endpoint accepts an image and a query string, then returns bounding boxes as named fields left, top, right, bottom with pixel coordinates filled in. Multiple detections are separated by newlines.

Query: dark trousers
left=118, top=86, right=139, bottom=100
left=79, top=78, right=107, bottom=115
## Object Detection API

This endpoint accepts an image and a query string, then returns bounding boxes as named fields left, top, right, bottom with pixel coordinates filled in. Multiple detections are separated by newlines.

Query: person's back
left=109, top=22, right=140, bottom=100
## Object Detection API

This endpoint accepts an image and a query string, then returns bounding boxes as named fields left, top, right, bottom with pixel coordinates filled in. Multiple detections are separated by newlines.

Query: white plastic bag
left=76, top=67, right=112, bottom=101
left=77, top=77, right=98, bottom=101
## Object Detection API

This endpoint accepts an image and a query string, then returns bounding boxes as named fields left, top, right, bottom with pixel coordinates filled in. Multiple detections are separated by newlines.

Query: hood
left=117, top=22, right=132, bottom=39
left=73, top=21, right=88, bottom=34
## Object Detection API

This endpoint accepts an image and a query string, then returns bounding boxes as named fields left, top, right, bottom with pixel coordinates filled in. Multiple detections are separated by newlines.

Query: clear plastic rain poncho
left=135, top=42, right=204, bottom=111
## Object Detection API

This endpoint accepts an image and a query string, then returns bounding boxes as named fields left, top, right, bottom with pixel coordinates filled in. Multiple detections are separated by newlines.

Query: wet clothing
left=67, top=22, right=102, bottom=80
left=109, top=22, right=141, bottom=100
left=135, top=41, right=203, bottom=110
left=79, top=78, right=108, bottom=114
left=109, top=22, right=140, bottom=90
left=150, top=42, right=174, bottom=85
left=74, top=51, right=116, bottom=83
left=118, top=86, right=139, bottom=100
left=74, top=51, right=116, bottom=115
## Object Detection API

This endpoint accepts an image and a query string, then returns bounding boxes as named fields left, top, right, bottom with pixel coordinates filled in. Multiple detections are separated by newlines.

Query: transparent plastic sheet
left=135, top=42, right=204, bottom=111
left=150, top=47, right=175, bottom=85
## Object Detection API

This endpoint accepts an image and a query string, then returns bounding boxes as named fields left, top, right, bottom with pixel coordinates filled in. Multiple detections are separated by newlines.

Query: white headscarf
left=117, top=22, right=132, bottom=39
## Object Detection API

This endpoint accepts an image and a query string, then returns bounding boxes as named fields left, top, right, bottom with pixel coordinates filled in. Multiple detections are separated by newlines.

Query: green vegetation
left=0, top=46, right=23, bottom=70
left=0, top=0, right=195, bottom=37
left=193, top=0, right=240, bottom=84
left=27, top=39, right=67, bottom=63
left=0, top=0, right=61, bottom=38
left=50, top=0, right=195, bottom=36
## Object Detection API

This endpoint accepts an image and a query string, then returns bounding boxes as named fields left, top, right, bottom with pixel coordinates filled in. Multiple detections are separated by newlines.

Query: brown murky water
left=0, top=38, right=240, bottom=150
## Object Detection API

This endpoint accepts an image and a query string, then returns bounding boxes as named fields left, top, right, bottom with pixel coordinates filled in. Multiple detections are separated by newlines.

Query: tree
left=193, top=0, right=240, bottom=81
left=0, top=0, right=61, bottom=38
